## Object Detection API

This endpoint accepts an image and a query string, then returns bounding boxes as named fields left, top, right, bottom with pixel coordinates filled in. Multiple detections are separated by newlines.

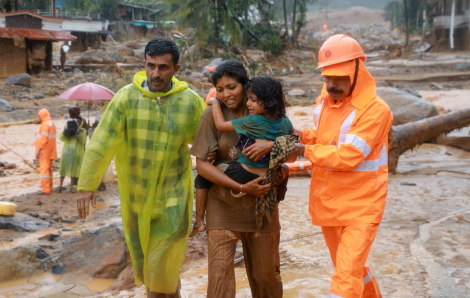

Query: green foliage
left=260, top=37, right=284, bottom=56
left=384, top=0, right=424, bottom=32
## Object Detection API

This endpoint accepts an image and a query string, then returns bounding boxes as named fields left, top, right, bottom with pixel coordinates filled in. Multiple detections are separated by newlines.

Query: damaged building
left=0, top=11, right=76, bottom=78
left=430, top=0, right=470, bottom=50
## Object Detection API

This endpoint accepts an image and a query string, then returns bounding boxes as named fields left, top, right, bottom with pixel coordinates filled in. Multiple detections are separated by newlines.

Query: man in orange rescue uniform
left=35, top=108, right=57, bottom=195
left=204, top=64, right=217, bottom=106
left=289, top=34, right=393, bottom=298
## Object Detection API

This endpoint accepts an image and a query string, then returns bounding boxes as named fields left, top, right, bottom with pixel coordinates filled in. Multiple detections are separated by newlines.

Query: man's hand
left=206, top=151, right=217, bottom=164
left=286, top=143, right=306, bottom=162
left=35, top=148, right=42, bottom=160
left=243, top=176, right=271, bottom=197
left=294, top=129, right=303, bottom=140
left=77, top=190, right=97, bottom=220
left=242, top=139, right=274, bottom=161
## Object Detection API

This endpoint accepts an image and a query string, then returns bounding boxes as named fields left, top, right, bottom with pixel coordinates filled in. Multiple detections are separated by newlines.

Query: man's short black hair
left=144, top=38, right=180, bottom=66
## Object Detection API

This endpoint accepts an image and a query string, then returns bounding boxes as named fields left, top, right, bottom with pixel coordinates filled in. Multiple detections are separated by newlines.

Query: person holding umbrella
left=57, top=107, right=87, bottom=193
left=75, top=38, right=205, bottom=297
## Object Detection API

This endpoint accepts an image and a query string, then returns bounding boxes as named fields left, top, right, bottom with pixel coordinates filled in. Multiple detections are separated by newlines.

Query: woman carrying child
left=190, top=60, right=293, bottom=298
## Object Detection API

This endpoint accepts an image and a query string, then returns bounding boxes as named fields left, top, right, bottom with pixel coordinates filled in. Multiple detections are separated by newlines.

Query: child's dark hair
left=144, top=38, right=180, bottom=66
left=246, top=76, right=287, bottom=118
left=212, top=60, right=249, bottom=87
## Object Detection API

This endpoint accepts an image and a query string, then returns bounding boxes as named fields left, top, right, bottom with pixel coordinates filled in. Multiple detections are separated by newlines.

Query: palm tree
left=171, top=0, right=244, bottom=55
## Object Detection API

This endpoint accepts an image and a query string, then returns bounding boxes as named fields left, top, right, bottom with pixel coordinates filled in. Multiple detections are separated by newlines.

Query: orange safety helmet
left=317, top=34, right=366, bottom=69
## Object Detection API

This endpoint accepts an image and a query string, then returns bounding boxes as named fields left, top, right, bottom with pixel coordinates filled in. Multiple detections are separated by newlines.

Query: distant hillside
left=306, top=6, right=386, bottom=30
left=309, top=0, right=395, bottom=11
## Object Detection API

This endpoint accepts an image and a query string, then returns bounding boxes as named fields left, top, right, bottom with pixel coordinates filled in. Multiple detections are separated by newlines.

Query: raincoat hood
left=38, top=109, right=51, bottom=122
left=133, top=71, right=188, bottom=98
left=321, top=59, right=376, bottom=110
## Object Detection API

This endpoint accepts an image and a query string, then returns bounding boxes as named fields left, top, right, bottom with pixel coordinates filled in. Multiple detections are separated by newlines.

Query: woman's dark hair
left=144, top=38, right=180, bottom=66
left=246, top=76, right=287, bottom=118
left=212, top=60, right=249, bottom=87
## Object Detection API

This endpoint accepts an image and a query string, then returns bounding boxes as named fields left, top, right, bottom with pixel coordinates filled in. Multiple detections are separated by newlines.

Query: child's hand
left=206, top=151, right=217, bottom=164
left=207, top=97, right=216, bottom=106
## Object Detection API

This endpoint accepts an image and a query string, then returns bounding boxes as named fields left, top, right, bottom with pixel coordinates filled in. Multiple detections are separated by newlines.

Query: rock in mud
left=54, top=223, right=126, bottom=278
left=401, top=88, right=421, bottom=98
left=75, top=49, right=115, bottom=65
left=0, top=245, right=51, bottom=281
left=0, top=212, right=49, bottom=232
left=3, top=162, right=17, bottom=169
left=0, top=99, right=12, bottom=112
left=288, top=89, right=307, bottom=97
left=123, top=56, right=143, bottom=64
left=376, top=87, right=438, bottom=125
left=5, top=73, right=31, bottom=87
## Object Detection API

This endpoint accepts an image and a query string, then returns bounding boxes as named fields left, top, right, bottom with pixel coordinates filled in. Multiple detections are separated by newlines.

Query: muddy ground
left=0, top=103, right=469, bottom=298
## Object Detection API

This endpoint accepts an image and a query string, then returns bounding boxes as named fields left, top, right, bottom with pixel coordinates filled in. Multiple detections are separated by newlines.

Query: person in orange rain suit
left=288, top=34, right=393, bottom=298
left=35, top=108, right=57, bottom=195
left=204, top=65, right=217, bottom=106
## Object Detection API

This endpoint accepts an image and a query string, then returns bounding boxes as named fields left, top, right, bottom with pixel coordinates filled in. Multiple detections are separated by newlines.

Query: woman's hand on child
left=243, top=177, right=271, bottom=197
left=242, top=139, right=274, bottom=161
left=206, top=151, right=217, bottom=164
left=189, top=222, right=206, bottom=238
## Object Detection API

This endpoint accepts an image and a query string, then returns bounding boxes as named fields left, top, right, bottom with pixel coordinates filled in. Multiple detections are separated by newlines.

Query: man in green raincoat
left=76, top=38, right=205, bottom=297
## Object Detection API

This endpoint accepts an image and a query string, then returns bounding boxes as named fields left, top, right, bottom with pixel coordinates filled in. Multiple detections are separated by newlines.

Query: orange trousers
left=39, top=158, right=53, bottom=194
left=322, top=224, right=382, bottom=298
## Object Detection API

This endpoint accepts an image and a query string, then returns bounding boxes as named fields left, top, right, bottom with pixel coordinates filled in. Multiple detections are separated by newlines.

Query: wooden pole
left=450, top=0, right=456, bottom=49
left=404, top=0, right=410, bottom=46
left=1, top=143, right=39, bottom=173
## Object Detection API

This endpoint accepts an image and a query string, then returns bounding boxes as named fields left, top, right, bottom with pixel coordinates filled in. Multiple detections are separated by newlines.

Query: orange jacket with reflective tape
left=35, top=109, right=57, bottom=160
left=302, top=60, right=393, bottom=226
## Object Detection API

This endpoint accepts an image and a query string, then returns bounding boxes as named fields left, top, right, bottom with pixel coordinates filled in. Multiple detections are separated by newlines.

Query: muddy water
left=0, top=272, right=116, bottom=298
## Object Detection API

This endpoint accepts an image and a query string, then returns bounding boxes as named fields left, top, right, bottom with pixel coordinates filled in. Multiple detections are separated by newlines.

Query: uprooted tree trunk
left=388, top=108, right=470, bottom=173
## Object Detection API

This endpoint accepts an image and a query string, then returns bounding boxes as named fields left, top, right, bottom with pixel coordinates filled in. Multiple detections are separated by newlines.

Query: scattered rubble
left=377, top=87, right=438, bottom=125
left=54, top=223, right=127, bottom=278
left=4, top=73, right=31, bottom=87
left=0, top=212, right=49, bottom=232
left=0, top=245, right=52, bottom=281
left=0, top=99, right=12, bottom=112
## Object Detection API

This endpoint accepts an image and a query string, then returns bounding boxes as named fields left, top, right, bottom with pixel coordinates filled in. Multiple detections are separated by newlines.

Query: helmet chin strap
left=347, top=58, right=359, bottom=97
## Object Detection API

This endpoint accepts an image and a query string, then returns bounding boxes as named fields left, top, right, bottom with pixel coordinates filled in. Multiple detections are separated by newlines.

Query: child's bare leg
left=189, top=188, right=208, bottom=237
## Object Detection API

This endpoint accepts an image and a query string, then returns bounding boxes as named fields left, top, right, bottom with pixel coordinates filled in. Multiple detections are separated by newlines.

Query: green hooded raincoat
left=77, top=72, right=205, bottom=293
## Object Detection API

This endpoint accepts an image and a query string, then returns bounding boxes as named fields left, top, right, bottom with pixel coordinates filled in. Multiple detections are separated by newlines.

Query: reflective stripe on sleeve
left=363, top=268, right=373, bottom=284
left=41, top=132, right=49, bottom=137
left=40, top=175, right=52, bottom=179
left=344, top=134, right=371, bottom=158
left=48, top=135, right=56, bottom=139
left=330, top=293, right=346, bottom=298
left=353, top=144, right=387, bottom=172
left=314, top=102, right=323, bottom=129
left=337, top=109, right=356, bottom=146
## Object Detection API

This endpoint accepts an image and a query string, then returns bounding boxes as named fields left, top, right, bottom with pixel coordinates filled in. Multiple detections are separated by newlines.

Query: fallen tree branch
left=389, top=108, right=470, bottom=173
left=1, top=142, right=39, bottom=173
left=0, top=119, right=40, bottom=127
